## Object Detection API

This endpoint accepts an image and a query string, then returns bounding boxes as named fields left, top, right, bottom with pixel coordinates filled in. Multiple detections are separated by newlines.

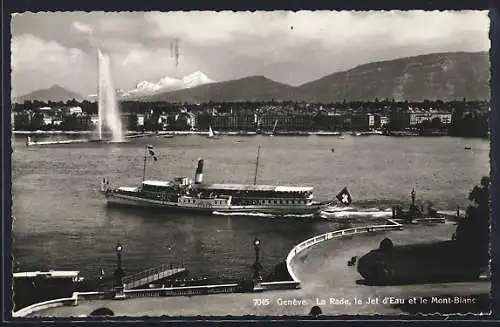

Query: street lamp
left=252, top=237, right=263, bottom=291
left=113, top=242, right=126, bottom=299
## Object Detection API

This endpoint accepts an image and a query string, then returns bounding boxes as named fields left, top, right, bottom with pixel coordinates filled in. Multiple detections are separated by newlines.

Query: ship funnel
left=195, top=158, right=204, bottom=184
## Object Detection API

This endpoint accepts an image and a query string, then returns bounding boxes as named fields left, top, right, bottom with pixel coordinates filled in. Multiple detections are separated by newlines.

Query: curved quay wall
left=12, top=220, right=403, bottom=318
left=12, top=292, right=106, bottom=318
left=285, top=219, right=404, bottom=285
left=12, top=294, right=79, bottom=318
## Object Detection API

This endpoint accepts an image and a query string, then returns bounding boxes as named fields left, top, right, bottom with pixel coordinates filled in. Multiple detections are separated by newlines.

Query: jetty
left=390, top=188, right=449, bottom=224
left=24, top=134, right=154, bottom=147
left=123, top=265, right=187, bottom=290
left=26, top=138, right=92, bottom=146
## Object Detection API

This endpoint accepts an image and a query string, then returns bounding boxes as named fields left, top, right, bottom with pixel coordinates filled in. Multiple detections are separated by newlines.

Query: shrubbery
left=454, top=176, right=490, bottom=265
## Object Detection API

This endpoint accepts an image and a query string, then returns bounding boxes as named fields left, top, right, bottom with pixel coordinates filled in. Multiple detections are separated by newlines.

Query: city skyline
left=11, top=11, right=489, bottom=97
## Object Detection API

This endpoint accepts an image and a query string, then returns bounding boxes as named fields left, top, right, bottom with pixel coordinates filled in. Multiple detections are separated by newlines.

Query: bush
left=379, top=238, right=394, bottom=251
left=454, top=176, right=489, bottom=265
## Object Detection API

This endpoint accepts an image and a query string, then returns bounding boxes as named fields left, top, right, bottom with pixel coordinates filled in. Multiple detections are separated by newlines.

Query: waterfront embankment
left=27, top=222, right=488, bottom=317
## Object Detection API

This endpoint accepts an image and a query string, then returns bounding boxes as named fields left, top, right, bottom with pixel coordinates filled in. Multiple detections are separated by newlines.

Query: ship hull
left=105, top=192, right=325, bottom=215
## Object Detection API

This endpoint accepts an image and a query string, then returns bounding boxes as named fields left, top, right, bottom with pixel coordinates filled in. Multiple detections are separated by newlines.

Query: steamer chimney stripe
left=195, top=159, right=204, bottom=184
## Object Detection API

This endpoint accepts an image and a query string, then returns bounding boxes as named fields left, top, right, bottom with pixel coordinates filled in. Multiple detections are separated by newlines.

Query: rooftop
left=196, top=183, right=313, bottom=192
left=142, top=180, right=174, bottom=187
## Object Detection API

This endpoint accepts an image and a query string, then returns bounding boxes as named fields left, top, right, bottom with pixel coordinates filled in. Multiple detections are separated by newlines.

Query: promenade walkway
left=29, top=223, right=489, bottom=317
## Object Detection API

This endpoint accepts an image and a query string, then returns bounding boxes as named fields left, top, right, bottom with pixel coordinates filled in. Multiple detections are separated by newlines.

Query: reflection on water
left=12, top=134, right=489, bottom=279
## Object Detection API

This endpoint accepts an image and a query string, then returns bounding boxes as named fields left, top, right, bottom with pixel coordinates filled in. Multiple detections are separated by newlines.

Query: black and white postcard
left=10, top=10, right=491, bottom=317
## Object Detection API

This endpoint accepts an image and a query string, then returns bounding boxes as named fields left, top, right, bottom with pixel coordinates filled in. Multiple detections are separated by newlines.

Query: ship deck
left=195, top=183, right=313, bottom=192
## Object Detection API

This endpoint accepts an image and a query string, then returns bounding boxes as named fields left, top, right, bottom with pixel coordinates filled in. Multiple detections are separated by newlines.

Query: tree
left=30, top=112, right=45, bottom=130
left=430, top=117, right=442, bottom=130
left=449, top=107, right=464, bottom=136
left=420, top=119, right=432, bottom=131
left=14, top=113, right=31, bottom=130
left=454, top=176, right=489, bottom=266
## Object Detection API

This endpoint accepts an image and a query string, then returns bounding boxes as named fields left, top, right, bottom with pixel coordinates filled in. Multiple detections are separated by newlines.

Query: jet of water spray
left=174, top=38, right=180, bottom=71
left=97, top=49, right=124, bottom=142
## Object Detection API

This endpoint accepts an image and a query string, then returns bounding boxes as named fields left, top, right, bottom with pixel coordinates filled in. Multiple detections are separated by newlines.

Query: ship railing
left=285, top=220, right=404, bottom=284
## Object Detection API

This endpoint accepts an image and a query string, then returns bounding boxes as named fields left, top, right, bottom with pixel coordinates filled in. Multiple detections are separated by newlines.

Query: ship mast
left=97, top=48, right=102, bottom=141
left=253, top=145, right=261, bottom=185
left=142, top=145, right=147, bottom=182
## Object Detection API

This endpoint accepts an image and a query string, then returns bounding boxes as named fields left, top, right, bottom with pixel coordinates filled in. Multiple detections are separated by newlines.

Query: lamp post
left=252, top=237, right=263, bottom=292
left=113, top=242, right=126, bottom=299
left=409, top=188, right=417, bottom=220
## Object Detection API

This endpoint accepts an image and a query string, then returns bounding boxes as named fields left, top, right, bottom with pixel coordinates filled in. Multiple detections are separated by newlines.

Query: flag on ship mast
left=146, top=145, right=158, bottom=161
left=336, top=187, right=352, bottom=206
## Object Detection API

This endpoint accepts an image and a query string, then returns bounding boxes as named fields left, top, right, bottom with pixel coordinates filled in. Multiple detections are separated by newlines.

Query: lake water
left=11, top=134, right=489, bottom=281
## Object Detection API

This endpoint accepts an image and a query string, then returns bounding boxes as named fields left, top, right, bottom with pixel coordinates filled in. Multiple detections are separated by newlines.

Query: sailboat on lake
left=269, top=120, right=278, bottom=137
left=207, top=125, right=216, bottom=139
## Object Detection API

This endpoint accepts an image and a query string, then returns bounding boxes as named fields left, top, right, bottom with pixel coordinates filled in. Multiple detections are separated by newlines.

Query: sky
left=11, top=11, right=490, bottom=97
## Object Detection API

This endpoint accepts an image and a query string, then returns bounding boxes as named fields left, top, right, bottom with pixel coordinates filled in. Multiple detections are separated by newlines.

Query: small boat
left=464, top=146, right=472, bottom=150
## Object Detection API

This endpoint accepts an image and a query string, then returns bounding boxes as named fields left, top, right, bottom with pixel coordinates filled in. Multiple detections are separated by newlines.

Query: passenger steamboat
left=101, top=145, right=333, bottom=215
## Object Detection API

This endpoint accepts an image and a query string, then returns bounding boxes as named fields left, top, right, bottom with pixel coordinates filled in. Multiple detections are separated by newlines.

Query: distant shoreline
left=11, top=130, right=485, bottom=138
left=12, top=130, right=340, bottom=136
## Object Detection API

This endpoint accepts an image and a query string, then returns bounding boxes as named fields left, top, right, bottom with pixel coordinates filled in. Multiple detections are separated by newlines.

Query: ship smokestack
left=195, top=158, right=204, bottom=184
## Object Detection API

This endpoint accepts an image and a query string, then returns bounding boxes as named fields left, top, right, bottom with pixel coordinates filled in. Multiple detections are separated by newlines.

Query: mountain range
left=84, top=71, right=215, bottom=100
left=119, top=70, right=215, bottom=98
left=13, top=85, right=83, bottom=103
left=14, top=51, right=490, bottom=104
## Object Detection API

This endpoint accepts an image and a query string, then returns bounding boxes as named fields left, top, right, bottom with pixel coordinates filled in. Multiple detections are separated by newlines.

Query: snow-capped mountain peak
left=136, top=81, right=162, bottom=92
left=87, top=71, right=215, bottom=99
left=122, top=71, right=215, bottom=98
left=181, top=71, right=215, bottom=89
left=157, top=76, right=181, bottom=88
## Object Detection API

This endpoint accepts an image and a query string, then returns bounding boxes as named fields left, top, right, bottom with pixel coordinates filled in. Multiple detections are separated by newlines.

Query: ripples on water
left=11, top=135, right=489, bottom=280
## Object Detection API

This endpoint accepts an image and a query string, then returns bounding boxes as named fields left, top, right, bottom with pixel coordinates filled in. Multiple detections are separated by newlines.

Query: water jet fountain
left=25, top=50, right=127, bottom=147
left=97, top=49, right=124, bottom=143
